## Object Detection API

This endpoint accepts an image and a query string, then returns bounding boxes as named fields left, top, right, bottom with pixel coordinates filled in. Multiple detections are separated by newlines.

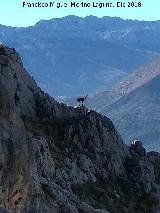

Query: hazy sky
left=0, top=0, right=159, bottom=27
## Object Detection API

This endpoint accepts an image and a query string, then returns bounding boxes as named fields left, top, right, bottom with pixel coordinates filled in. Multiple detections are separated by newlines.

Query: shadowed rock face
left=0, top=83, right=10, bottom=118
left=0, top=45, right=160, bottom=212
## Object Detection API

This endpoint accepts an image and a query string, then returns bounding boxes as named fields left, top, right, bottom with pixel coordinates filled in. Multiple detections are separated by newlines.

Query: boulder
left=129, top=139, right=146, bottom=157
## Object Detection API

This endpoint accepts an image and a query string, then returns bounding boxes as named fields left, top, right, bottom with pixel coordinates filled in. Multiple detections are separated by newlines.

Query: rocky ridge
left=0, top=45, right=160, bottom=212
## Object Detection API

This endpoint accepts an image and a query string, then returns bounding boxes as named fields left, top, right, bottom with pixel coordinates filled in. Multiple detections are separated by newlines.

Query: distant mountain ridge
left=105, top=75, right=160, bottom=150
left=91, top=57, right=160, bottom=150
left=84, top=56, right=160, bottom=112
left=0, top=16, right=160, bottom=96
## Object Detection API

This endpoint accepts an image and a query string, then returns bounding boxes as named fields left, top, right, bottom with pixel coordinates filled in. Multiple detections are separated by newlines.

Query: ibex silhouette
left=77, top=95, right=88, bottom=106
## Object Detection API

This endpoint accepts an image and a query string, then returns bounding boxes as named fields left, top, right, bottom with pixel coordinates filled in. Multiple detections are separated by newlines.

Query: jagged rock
left=124, top=141, right=154, bottom=194
left=0, top=45, right=159, bottom=212
left=129, top=139, right=146, bottom=157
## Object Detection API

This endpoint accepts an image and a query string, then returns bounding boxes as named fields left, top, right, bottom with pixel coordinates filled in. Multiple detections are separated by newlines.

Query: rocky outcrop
left=0, top=45, right=159, bottom=212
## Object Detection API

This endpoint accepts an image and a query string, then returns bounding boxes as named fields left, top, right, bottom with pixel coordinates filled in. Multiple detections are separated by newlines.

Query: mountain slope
left=1, top=45, right=160, bottom=212
left=1, top=16, right=160, bottom=96
left=96, top=57, right=160, bottom=150
left=82, top=56, right=160, bottom=111
left=104, top=75, right=160, bottom=151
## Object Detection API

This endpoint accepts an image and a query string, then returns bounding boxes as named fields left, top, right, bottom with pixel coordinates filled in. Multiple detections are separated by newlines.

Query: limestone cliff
left=0, top=45, right=159, bottom=213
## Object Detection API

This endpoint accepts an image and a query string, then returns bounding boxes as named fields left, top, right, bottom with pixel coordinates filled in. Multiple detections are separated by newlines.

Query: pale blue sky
left=0, top=0, right=159, bottom=27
